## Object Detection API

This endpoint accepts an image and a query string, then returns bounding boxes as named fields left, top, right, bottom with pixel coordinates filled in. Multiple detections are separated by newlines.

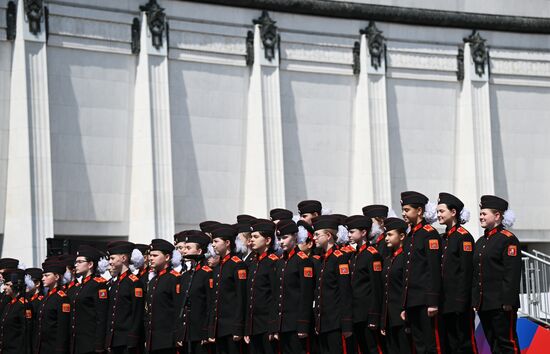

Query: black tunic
left=472, top=225, right=521, bottom=311
left=382, top=248, right=406, bottom=329
left=350, top=244, right=383, bottom=327
left=440, top=225, right=475, bottom=313
left=402, top=220, right=442, bottom=308
left=176, top=261, right=213, bottom=343
left=245, top=252, right=279, bottom=336
left=274, top=248, right=314, bottom=334
left=34, top=287, right=70, bottom=354
left=209, top=254, right=247, bottom=338
left=314, top=247, right=353, bottom=334
left=0, top=296, right=32, bottom=354
left=105, top=270, right=144, bottom=349
left=144, top=267, right=182, bottom=351
left=69, top=276, right=109, bottom=354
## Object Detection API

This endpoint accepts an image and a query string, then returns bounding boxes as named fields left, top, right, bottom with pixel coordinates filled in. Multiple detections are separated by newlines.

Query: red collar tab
left=222, top=254, right=231, bottom=264
left=83, top=275, right=91, bottom=284
left=412, top=223, right=423, bottom=233
left=158, top=268, right=168, bottom=276
left=119, top=271, right=129, bottom=281
left=358, top=244, right=367, bottom=253
left=447, top=225, right=457, bottom=237
left=487, top=227, right=499, bottom=237
left=393, top=247, right=403, bottom=257
left=258, top=252, right=268, bottom=261
left=376, top=233, right=385, bottom=243
left=48, top=287, right=58, bottom=297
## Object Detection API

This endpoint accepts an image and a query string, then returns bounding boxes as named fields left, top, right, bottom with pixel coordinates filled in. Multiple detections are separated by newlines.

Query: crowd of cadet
left=0, top=191, right=521, bottom=354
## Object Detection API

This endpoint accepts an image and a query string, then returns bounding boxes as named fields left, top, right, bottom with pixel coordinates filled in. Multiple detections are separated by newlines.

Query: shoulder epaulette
left=313, top=255, right=321, bottom=260
left=501, top=229, right=514, bottom=237
left=268, top=254, right=279, bottom=261
left=333, top=250, right=343, bottom=257
left=94, top=277, right=107, bottom=283
left=202, top=265, right=212, bottom=272
left=170, top=270, right=182, bottom=277
left=19, top=298, right=26, bottom=304
left=457, top=227, right=469, bottom=235
left=342, top=246, right=354, bottom=253
left=38, top=296, right=44, bottom=301
left=423, top=224, right=435, bottom=232
left=57, top=291, right=67, bottom=297
left=129, top=274, right=139, bottom=282
left=297, top=251, right=308, bottom=259
left=231, top=256, right=242, bottom=263
left=367, top=246, right=378, bottom=255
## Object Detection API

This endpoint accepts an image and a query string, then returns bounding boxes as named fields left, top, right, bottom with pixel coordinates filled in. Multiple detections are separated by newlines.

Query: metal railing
left=520, top=250, right=550, bottom=327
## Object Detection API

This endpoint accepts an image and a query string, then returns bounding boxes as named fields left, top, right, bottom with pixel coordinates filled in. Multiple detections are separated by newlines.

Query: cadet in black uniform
left=175, top=231, right=214, bottom=354
left=105, top=241, right=145, bottom=354
left=273, top=219, right=314, bottom=354
left=436, top=193, right=477, bottom=354
left=381, top=218, right=411, bottom=354
left=473, top=195, right=521, bottom=354
left=25, top=268, right=44, bottom=314
left=70, top=245, right=109, bottom=354
left=345, top=215, right=384, bottom=354
left=145, top=239, right=183, bottom=354
left=235, top=215, right=256, bottom=266
left=0, top=269, right=32, bottom=354
left=311, top=215, right=353, bottom=354
left=208, top=224, right=248, bottom=354
left=400, top=191, right=443, bottom=354
left=363, top=205, right=391, bottom=259
left=35, top=259, right=70, bottom=354
left=244, top=219, right=279, bottom=354
left=0, top=258, right=19, bottom=315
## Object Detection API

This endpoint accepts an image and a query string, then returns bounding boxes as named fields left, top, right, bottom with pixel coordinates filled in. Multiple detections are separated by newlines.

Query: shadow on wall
left=386, top=79, right=407, bottom=211
left=489, top=86, right=508, bottom=200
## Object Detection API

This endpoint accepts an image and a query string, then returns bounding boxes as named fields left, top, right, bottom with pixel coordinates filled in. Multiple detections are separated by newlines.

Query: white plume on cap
left=460, top=208, right=471, bottom=224
left=131, top=249, right=145, bottom=269
left=336, top=225, right=349, bottom=245
left=18, top=262, right=26, bottom=270
left=424, top=201, right=438, bottom=224
left=148, top=270, right=156, bottom=281
left=97, top=257, right=109, bottom=275
left=204, top=244, right=216, bottom=259
left=171, top=249, right=182, bottom=268
left=235, top=236, right=248, bottom=254
left=321, top=208, right=332, bottom=215
left=503, top=209, right=516, bottom=229
left=296, top=226, right=308, bottom=244
left=292, top=214, right=300, bottom=223
left=129, top=264, right=137, bottom=274
left=63, top=271, right=72, bottom=285
left=369, top=223, right=383, bottom=240
left=272, top=236, right=282, bottom=253
left=388, top=208, right=398, bottom=218
left=25, top=274, right=35, bottom=292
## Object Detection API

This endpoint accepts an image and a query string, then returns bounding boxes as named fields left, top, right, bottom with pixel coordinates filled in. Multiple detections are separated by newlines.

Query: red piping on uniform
left=306, top=336, right=310, bottom=354
left=375, top=333, right=383, bottom=354
left=342, top=335, right=347, bottom=354
left=434, top=316, right=442, bottom=354
left=509, top=311, right=519, bottom=354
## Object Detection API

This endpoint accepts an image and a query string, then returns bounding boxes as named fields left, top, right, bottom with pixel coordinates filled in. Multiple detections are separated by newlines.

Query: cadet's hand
left=400, top=311, right=406, bottom=321
left=503, top=305, right=513, bottom=311
left=297, top=333, right=308, bottom=339
left=208, top=337, right=216, bottom=343
left=201, top=340, right=208, bottom=345
left=427, top=306, right=438, bottom=317
left=368, top=323, right=378, bottom=330
left=380, top=329, right=386, bottom=336
left=244, top=336, right=250, bottom=344
left=342, top=331, right=352, bottom=338
left=233, top=336, right=242, bottom=342
left=176, top=341, right=183, bottom=347
left=274, top=333, right=279, bottom=340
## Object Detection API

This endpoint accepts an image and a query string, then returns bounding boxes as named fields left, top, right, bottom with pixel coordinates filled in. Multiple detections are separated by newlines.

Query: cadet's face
left=75, top=256, right=92, bottom=275
left=149, top=250, right=168, bottom=270
left=300, top=213, right=316, bottom=225
left=108, top=254, right=125, bottom=275
left=250, top=232, right=270, bottom=252
left=480, top=209, right=499, bottom=229
left=3, top=282, right=13, bottom=296
left=175, top=242, right=186, bottom=256
left=212, top=238, right=230, bottom=256
left=348, top=228, right=365, bottom=243
left=279, top=234, right=295, bottom=252
left=298, top=239, right=313, bottom=253
left=313, top=230, right=330, bottom=248
left=437, top=204, right=456, bottom=225
left=184, top=243, right=202, bottom=257
left=385, top=230, right=404, bottom=248
left=42, top=272, right=59, bottom=288
left=402, top=205, right=421, bottom=224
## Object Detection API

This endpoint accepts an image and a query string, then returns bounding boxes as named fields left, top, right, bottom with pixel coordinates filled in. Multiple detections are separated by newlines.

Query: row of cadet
left=0, top=191, right=521, bottom=354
